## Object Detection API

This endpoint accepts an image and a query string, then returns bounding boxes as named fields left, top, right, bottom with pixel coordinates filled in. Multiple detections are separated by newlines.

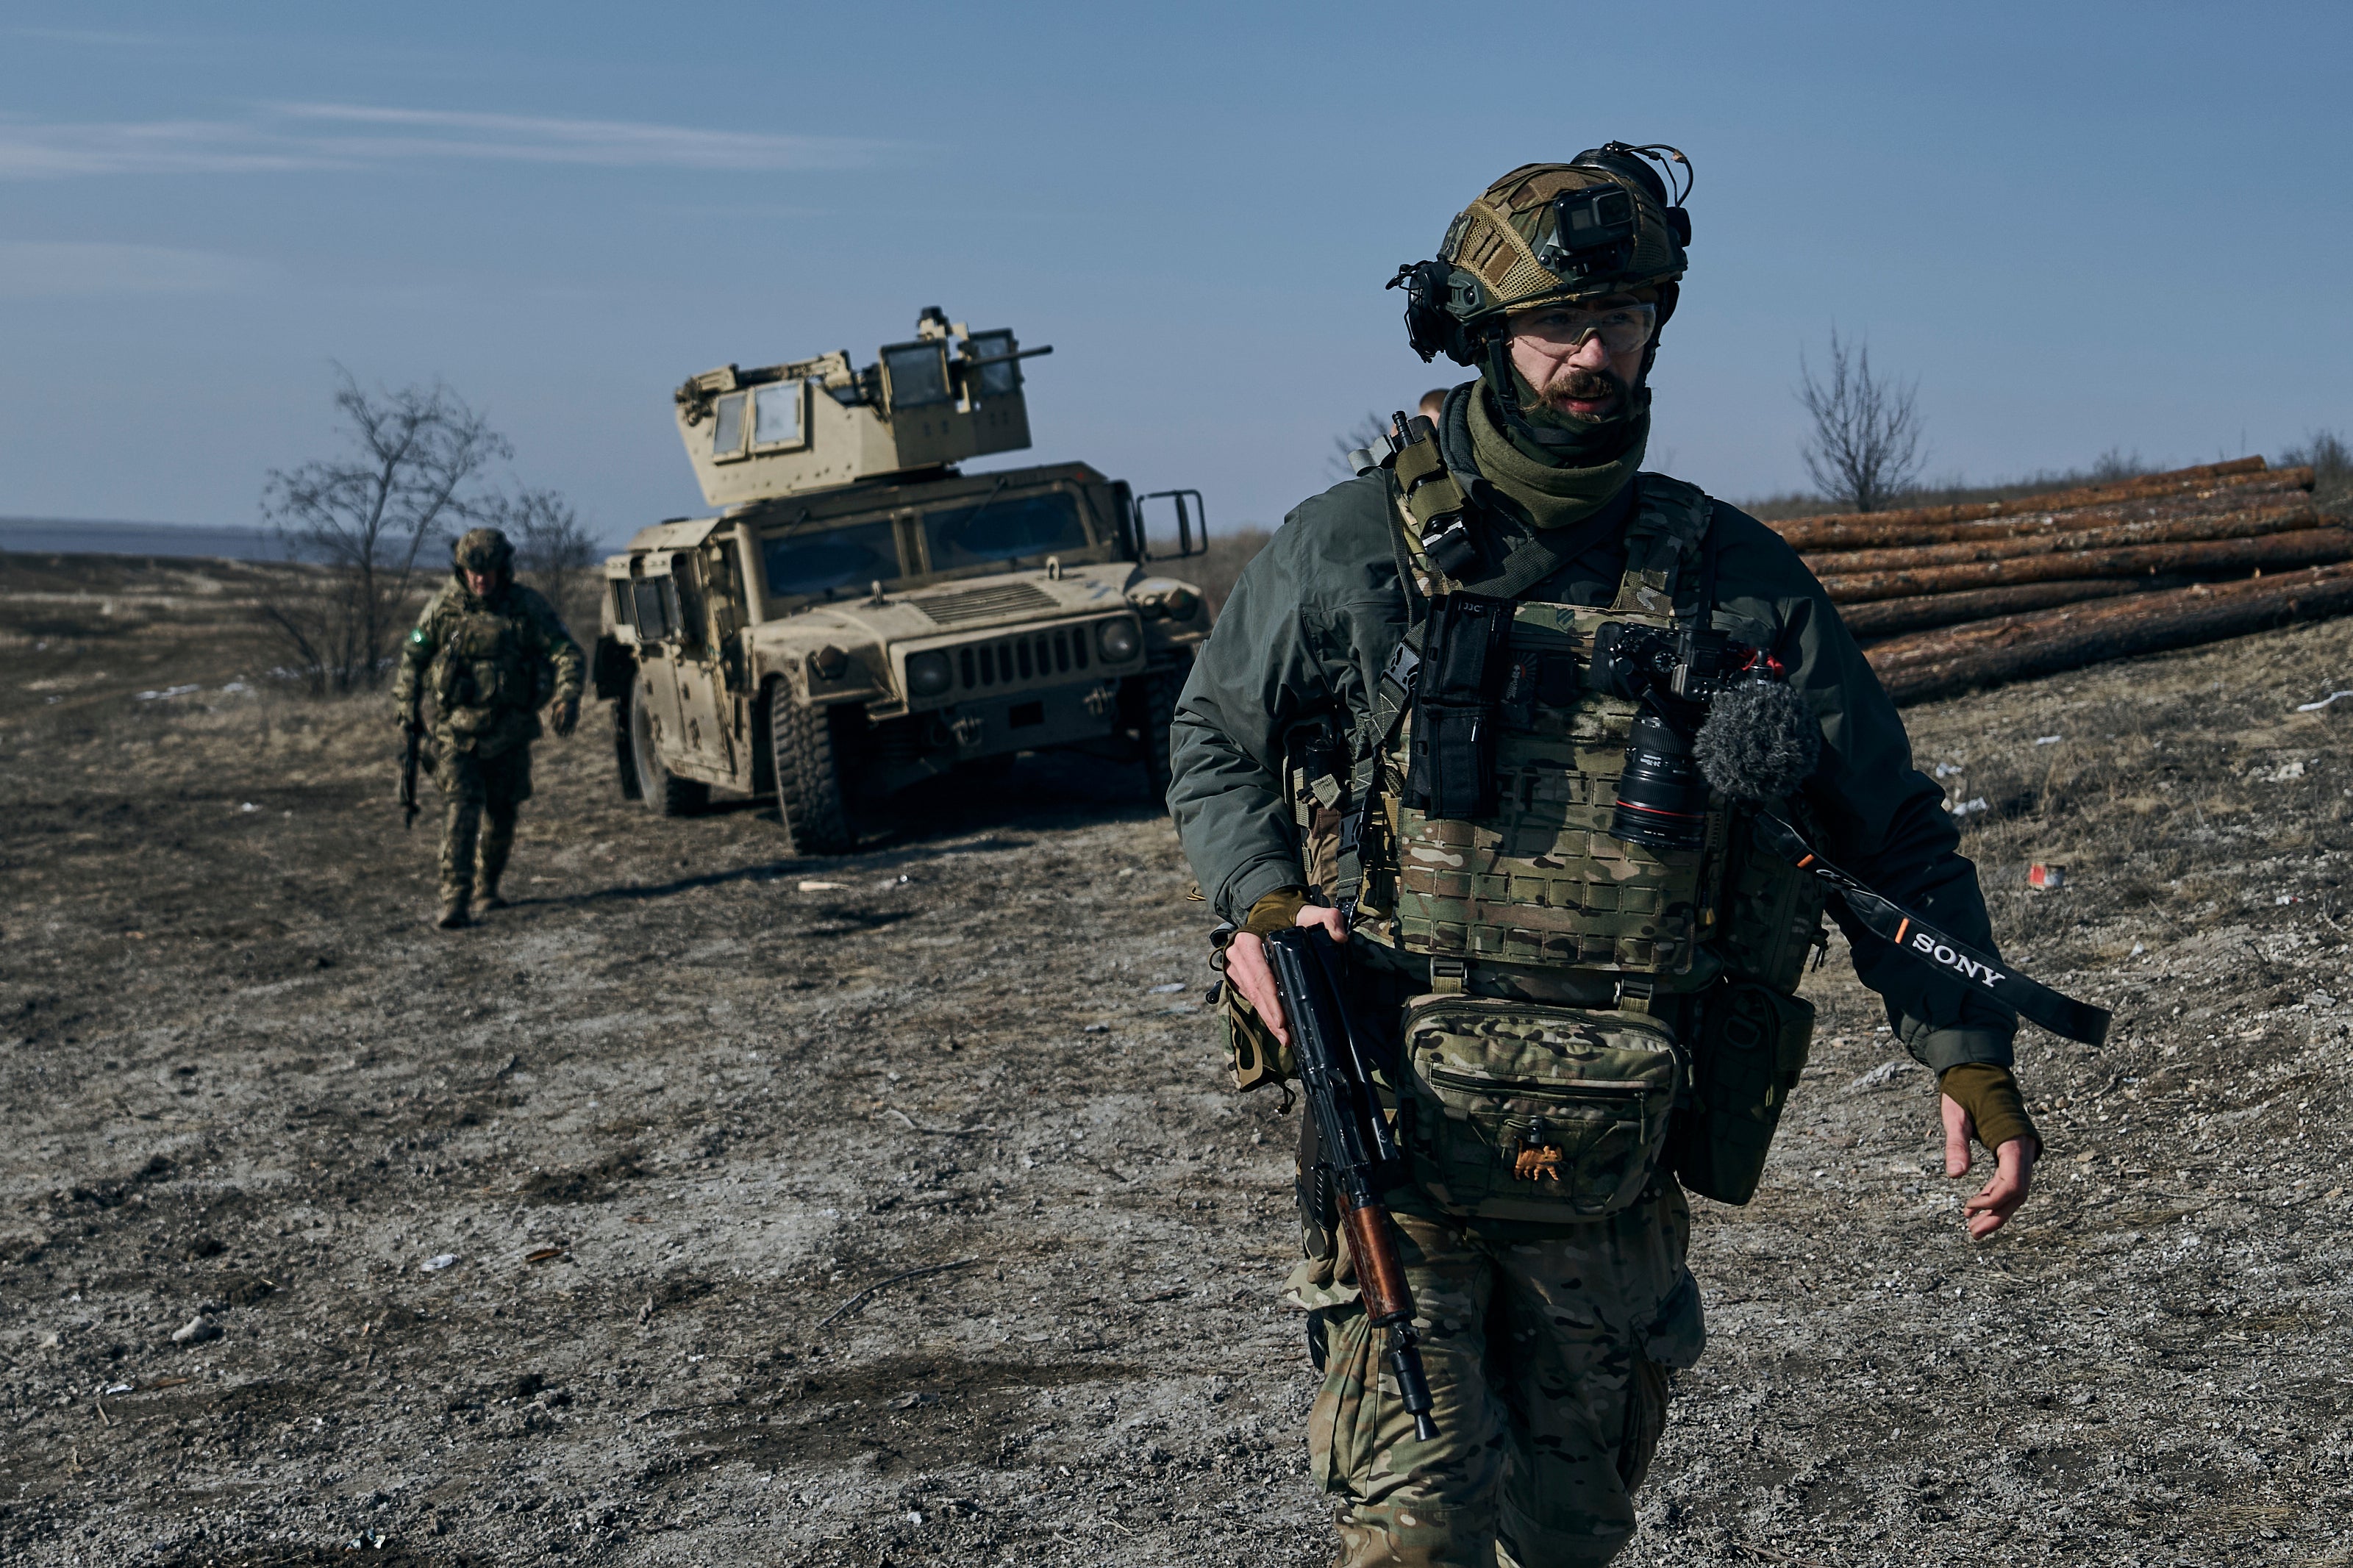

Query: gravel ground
left=2, top=555, right=2349, bottom=1566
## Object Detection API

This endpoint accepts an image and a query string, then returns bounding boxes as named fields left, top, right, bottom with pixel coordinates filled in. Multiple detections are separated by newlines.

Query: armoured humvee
left=590, top=308, right=1213, bottom=853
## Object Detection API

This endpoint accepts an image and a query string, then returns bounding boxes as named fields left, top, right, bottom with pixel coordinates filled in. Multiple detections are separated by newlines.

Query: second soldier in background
left=395, top=527, right=585, bottom=929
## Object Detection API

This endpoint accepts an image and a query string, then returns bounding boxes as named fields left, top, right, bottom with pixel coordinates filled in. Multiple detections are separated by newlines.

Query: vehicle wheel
left=769, top=681, right=857, bottom=854
left=631, top=676, right=708, bottom=817
left=1129, top=665, right=1184, bottom=812
left=612, top=686, right=643, bottom=802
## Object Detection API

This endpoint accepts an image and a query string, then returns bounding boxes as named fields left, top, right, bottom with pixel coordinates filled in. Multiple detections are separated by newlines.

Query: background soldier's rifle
left=399, top=719, right=423, bottom=831
left=1263, top=926, right=1439, bottom=1442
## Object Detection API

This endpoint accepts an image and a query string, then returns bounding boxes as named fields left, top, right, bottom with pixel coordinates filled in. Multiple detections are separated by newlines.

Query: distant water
left=0, top=518, right=287, bottom=562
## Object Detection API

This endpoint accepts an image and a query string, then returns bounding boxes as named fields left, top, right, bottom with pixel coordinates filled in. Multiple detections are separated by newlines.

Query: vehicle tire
left=1129, top=664, right=1184, bottom=812
left=769, top=681, right=857, bottom=854
left=612, top=684, right=643, bottom=802
left=631, top=676, right=708, bottom=817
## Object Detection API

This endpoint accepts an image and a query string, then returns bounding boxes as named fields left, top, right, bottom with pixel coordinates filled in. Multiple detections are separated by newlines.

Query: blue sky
left=2, top=2, right=2347, bottom=543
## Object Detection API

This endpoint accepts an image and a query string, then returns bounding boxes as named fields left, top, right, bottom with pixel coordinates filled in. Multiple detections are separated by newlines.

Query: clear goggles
left=1507, top=298, right=1657, bottom=354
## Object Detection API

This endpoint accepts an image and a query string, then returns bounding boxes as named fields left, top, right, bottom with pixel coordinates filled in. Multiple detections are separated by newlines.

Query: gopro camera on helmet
left=1538, top=184, right=1638, bottom=280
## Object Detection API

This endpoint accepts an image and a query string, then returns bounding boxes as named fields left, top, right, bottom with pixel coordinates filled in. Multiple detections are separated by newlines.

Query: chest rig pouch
left=432, top=604, right=539, bottom=736
left=1402, top=593, right=1514, bottom=820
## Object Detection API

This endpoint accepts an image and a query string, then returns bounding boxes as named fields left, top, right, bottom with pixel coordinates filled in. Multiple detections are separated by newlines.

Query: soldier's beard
left=1531, top=364, right=1632, bottom=423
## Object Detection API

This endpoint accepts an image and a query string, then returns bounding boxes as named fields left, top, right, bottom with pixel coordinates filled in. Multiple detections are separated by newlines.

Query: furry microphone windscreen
left=1693, top=680, right=1821, bottom=801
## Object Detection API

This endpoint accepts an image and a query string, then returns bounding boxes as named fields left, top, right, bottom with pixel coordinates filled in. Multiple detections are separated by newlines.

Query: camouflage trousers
left=436, top=743, right=533, bottom=903
left=1293, top=1184, right=1704, bottom=1568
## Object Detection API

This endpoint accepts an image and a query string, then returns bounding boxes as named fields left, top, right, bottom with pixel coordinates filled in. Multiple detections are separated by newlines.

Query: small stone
left=421, top=1253, right=460, bottom=1272
left=172, top=1315, right=222, bottom=1346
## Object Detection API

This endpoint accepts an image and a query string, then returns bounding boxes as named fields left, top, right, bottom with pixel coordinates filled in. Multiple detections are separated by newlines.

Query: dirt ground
left=3, top=551, right=2350, bottom=1567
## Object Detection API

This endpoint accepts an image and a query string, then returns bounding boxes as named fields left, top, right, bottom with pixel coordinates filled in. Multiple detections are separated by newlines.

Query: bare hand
left=550, top=696, right=580, bottom=738
left=1223, top=903, right=1349, bottom=1046
left=1943, top=1092, right=2038, bottom=1239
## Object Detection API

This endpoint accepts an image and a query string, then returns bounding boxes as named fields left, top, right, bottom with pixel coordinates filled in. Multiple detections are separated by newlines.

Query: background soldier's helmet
left=1393, top=143, right=1694, bottom=368
left=452, top=527, right=516, bottom=575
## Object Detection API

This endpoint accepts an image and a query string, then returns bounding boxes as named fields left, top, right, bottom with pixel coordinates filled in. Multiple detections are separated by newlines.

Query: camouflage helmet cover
left=1440, top=157, right=1688, bottom=326
left=1396, top=145, right=1692, bottom=365
left=452, top=527, right=515, bottom=575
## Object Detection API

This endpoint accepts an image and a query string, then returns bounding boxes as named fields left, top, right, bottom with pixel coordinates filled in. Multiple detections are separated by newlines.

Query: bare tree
left=260, top=370, right=510, bottom=693
left=2281, top=429, right=2352, bottom=507
left=1796, top=330, right=1927, bottom=512
left=1328, top=410, right=1396, bottom=482
left=485, top=487, right=601, bottom=628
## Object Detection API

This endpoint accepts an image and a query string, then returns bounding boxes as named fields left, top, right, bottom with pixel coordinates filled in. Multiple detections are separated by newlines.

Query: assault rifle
left=1262, top=926, right=1439, bottom=1442
left=399, top=719, right=423, bottom=831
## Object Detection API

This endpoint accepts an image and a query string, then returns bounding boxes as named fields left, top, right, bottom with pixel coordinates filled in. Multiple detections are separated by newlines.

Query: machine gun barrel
left=1263, top=926, right=1439, bottom=1442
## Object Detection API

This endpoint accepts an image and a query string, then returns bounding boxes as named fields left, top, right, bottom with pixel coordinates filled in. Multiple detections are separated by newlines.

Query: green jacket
left=393, top=575, right=585, bottom=759
left=1168, top=465, right=2017, bottom=1073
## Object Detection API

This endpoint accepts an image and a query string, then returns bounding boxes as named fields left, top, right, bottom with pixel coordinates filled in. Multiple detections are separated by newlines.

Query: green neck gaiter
left=1468, top=370, right=1649, bottom=531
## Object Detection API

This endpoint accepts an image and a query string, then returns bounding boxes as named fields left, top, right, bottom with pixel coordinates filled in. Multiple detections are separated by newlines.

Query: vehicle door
left=643, top=548, right=737, bottom=778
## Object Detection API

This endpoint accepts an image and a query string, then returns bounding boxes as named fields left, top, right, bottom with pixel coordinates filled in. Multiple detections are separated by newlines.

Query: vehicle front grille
left=957, top=624, right=1093, bottom=692
left=915, top=581, right=1058, bottom=627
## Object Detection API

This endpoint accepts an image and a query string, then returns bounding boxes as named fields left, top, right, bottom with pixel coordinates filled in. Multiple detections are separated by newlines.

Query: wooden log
left=1768, top=457, right=2271, bottom=541
left=1803, top=501, right=2325, bottom=574
left=1867, top=563, right=2353, bottom=705
left=1772, top=464, right=2309, bottom=551
left=1837, top=577, right=2188, bottom=639
left=1816, top=527, right=2353, bottom=604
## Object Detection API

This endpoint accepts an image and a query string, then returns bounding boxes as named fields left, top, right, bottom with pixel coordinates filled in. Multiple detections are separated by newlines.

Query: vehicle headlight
left=1163, top=587, right=1200, bottom=621
left=905, top=650, right=953, bottom=697
left=1095, top=617, right=1141, bottom=662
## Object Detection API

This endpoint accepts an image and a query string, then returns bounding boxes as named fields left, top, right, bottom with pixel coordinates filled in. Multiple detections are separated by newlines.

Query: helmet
left=452, top=527, right=515, bottom=575
left=1393, top=143, right=1693, bottom=368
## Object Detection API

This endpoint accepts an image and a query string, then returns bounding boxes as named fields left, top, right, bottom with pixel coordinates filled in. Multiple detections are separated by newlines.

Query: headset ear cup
left=1653, top=281, right=1679, bottom=334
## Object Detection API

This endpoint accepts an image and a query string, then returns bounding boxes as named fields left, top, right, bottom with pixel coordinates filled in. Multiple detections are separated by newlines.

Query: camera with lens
left=1538, top=184, right=1638, bottom=280
left=1593, top=623, right=1760, bottom=853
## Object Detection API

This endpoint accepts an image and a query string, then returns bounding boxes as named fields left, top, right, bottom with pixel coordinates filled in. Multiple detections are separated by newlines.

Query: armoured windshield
left=923, top=491, right=1088, bottom=572
left=760, top=521, right=904, bottom=600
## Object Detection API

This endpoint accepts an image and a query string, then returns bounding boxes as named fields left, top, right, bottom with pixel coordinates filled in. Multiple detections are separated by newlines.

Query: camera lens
left=1609, top=712, right=1709, bottom=852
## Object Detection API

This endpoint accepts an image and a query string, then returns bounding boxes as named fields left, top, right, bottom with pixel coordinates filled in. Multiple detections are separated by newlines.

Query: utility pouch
left=1397, top=995, right=1681, bottom=1222
left=1403, top=593, right=1513, bottom=819
left=1670, top=980, right=1813, bottom=1205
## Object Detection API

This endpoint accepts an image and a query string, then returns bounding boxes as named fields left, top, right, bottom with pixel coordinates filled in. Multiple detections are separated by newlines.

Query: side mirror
left=1133, top=489, right=1210, bottom=561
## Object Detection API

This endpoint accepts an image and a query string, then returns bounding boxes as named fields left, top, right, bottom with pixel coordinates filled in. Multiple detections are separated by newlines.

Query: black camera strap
left=1751, top=812, right=2112, bottom=1048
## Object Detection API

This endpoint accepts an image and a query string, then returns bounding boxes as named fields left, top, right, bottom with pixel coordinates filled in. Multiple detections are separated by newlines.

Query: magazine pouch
left=1669, top=980, right=1814, bottom=1205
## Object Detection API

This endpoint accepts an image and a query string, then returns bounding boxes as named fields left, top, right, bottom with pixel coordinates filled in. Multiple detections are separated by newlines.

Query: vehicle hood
left=748, top=562, right=1139, bottom=652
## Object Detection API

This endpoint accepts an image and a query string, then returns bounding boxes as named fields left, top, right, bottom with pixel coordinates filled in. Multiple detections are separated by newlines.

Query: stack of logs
left=1772, top=457, right=2352, bottom=704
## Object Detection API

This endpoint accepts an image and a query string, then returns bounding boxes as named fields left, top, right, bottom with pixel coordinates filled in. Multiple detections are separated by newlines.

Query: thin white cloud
left=0, top=240, right=279, bottom=297
left=274, top=103, right=876, bottom=171
left=9, top=26, right=181, bottom=48
left=0, top=118, right=328, bottom=177
left=0, top=104, right=885, bottom=179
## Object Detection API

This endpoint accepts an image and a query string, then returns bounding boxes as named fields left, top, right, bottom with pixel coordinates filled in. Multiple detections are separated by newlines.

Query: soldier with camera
left=1168, top=148, right=2045, bottom=1565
